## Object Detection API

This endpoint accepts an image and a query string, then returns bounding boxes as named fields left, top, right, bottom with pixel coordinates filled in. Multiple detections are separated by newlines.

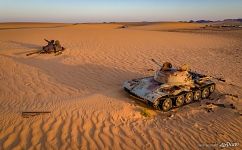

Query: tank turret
left=154, top=63, right=194, bottom=86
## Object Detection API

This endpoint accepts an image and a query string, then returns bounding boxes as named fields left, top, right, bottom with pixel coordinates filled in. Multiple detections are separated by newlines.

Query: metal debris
left=22, top=111, right=51, bottom=118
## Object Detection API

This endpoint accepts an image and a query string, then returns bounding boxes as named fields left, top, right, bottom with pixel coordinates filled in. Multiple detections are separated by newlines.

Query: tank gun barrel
left=26, top=48, right=46, bottom=56
left=151, top=59, right=163, bottom=68
left=26, top=50, right=41, bottom=56
left=44, top=39, right=50, bottom=43
left=210, top=76, right=226, bottom=82
left=192, top=71, right=226, bottom=82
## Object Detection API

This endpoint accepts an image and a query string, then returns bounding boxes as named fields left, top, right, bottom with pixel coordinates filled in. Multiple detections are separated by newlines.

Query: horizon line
left=1, top=18, right=242, bottom=24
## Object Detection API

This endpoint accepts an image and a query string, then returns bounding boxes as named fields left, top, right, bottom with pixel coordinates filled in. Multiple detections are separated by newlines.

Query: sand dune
left=0, top=23, right=69, bottom=30
left=0, top=23, right=242, bottom=149
left=127, top=22, right=203, bottom=31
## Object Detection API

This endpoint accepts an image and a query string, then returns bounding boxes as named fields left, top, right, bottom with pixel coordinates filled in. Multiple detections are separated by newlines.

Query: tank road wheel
left=209, top=84, right=215, bottom=93
left=202, top=87, right=210, bottom=99
left=153, top=99, right=161, bottom=110
left=162, top=98, right=172, bottom=112
left=175, top=95, right=184, bottom=107
left=185, top=92, right=193, bottom=104
left=194, top=90, right=201, bottom=101
left=147, top=100, right=153, bottom=107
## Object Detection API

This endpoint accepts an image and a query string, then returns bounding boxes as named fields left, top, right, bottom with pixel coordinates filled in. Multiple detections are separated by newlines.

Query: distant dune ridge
left=0, top=23, right=242, bottom=149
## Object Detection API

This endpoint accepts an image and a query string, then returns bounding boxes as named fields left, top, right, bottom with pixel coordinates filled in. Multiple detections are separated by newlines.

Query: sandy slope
left=0, top=23, right=242, bottom=149
left=0, top=23, right=69, bottom=30
left=127, top=22, right=203, bottom=31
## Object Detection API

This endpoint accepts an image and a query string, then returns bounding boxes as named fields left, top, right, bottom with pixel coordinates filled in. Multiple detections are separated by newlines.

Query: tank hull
left=123, top=71, right=215, bottom=111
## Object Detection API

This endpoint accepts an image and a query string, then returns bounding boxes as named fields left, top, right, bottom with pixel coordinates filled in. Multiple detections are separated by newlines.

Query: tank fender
left=145, top=93, right=167, bottom=103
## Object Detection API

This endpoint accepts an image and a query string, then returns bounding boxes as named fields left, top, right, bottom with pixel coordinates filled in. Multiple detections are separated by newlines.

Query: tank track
left=124, top=83, right=215, bottom=112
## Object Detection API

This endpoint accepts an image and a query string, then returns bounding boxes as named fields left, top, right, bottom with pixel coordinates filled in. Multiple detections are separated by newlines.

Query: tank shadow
left=5, top=40, right=43, bottom=55
left=4, top=55, right=143, bottom=102
left=8, top=40, right=41, bottom=49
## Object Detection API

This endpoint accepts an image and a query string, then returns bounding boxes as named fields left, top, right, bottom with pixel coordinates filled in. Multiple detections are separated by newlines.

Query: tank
left=123, top=60, right=215, bottom=111
left=26, top=39, right=65, bottom=56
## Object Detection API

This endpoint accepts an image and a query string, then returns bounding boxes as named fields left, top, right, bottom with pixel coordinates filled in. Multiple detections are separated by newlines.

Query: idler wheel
left=162, top=98, right=173, bottom=111
left=209, top=84, right=215, bottom=93
left=153, top=100, right=160, bottom=110
left=185, top=92, right=193, bottom=103
left=175, top=95, right=184, bottom=107
left=194, top=90, right=201, bottom=101
left=202, top=87, right=210, bottom=99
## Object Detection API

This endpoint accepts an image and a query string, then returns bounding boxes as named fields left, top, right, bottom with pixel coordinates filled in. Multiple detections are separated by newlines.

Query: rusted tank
left=123, top=60, right=215, bottom=111
left=26, top=39, right=65, bottom=56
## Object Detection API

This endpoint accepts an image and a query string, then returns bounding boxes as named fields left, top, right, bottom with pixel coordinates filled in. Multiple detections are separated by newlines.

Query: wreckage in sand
left=123, top=59, right=216, bottom=111
left=26, top=39, right=65, bottom=56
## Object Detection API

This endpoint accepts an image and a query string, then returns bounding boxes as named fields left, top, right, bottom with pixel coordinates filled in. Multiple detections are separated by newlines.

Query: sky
left=0, top=0, right=242, bottom=23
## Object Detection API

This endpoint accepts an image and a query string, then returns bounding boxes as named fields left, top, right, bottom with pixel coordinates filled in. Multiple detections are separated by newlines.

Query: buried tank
left=123, top=59, right=215, bottom=111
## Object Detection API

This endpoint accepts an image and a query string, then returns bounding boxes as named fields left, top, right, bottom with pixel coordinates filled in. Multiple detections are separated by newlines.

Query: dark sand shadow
left=2, top=54, right=143, bottom=102
left=0, top=41, right=40, bottom=52
left=5, top=41, right=42, bottom=55
left=8, top=41, right=41, bottom=49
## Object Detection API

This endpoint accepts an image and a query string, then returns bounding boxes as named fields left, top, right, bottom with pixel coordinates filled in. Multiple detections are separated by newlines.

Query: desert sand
left=0, top=22, right=242, bottom=149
